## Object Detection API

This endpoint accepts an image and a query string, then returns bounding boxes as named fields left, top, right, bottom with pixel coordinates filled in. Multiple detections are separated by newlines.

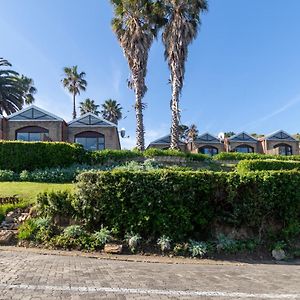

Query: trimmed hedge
left=213, top=152, right=300, bottom=161
left=72, top=170, right=300, bottom=241
left=237, top=159, right=300, bottom=172
left=0, top=141, right=86, bottom=172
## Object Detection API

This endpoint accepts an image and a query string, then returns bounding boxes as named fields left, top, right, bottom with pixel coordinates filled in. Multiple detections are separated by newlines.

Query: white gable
left=68, top=113, right=117, bottom=128
left=7, top=105, right=63, bottom=121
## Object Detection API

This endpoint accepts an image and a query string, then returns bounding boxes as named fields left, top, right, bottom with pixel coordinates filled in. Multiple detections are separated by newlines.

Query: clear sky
left=1, top=0, right=300, bottom=148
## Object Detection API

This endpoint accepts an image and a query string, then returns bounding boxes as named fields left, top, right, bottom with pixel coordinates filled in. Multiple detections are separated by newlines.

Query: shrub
left=0, top=141, right=86, bottom=172
left=91, top=227, right=111, bottom=249
left=237, top=159, right=300, bottom=172
left=18, top=219, right=38, bottom=240
left=213, top=152, right=300, bottom=162
left=216, top=234, right=239, bottom=253
left=63, top=225, right=85, bottom=239
left=188, top=240, right=208, bottom=257
left=125, top=232, right=142, bottom=253
left=73, top=170, right=300, bottom=241
left=0, top=170, right=18, bottom=181
left=157, top=235, right=171, bottom=252
left=36, top=190, right=75, bottom=220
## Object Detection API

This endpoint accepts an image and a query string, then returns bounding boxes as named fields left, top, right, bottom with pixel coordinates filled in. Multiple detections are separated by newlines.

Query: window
left=199, top=146, right=219, bottom=156
left=16, top=126, right=49, bottom=142
left=274, top=144, right=292, bottom=156
left=75, top=131, right=105, bottom=151
left=234, top=144, right=254, bottom=153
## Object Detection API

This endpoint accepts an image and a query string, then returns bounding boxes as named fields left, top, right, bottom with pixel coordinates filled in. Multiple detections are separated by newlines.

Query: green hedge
left=213, top=152, right=300, bottom=161
left=237, top=159, right=300, bottom=172
left=0, top=141, right=86, bottom=172
left=72, top=170, right=300, bottom=241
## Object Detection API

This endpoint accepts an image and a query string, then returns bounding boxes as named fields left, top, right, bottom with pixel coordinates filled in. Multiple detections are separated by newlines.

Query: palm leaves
left=62, top=66, right=87, bottom=119
left=162, top=0, right=207, bottom=149
left=79, top=98, right=100, bottom=116
left=101, top=99, right=123, bottom=125
left=111, top=0, right=164, bottom=151
left=0, top=58, right=36, bottom=115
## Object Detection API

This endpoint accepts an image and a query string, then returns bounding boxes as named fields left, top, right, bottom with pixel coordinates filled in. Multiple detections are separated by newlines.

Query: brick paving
left=0, top=249, right=299, bottom=299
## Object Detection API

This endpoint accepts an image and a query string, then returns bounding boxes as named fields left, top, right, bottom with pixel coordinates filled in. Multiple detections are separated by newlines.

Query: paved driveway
left=0, top=248, right=299, bottom=299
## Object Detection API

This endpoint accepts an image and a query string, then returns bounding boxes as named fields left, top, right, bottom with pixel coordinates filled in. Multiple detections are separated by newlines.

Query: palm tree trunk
left=133, top=73, right=145, bottom=151
left=170, top=77, right=180, bottom=150
left=72, top=92, right=77, bottom=119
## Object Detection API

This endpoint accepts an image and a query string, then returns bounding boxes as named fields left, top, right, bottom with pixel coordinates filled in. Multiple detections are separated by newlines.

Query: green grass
left=0, top=182, right=74, bottom=219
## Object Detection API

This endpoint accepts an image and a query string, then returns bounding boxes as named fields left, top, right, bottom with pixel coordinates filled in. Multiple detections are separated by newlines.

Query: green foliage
left=216, top=234, right=238, bottom=253
left=188, top=240, right=208, bottom=257
left=237, top=159, right=300, bottom=172
left=63, top=225, right=85, bottom=239
left=157, top=235, right=171, bottom=252
left=18, top=219, right=38, bottom=240
left=0, top=170, right=17, bottom=181
left=73, top=170, right=300, bottom=241
left=125, top=232, right=142, bottom=253
left=213, top=152, right=300, bottom=162
left=91, top=227, right=111, bottom=249
left=0, top=141, right=85, bottom=172
left=36, top=190, right=75, bottom=220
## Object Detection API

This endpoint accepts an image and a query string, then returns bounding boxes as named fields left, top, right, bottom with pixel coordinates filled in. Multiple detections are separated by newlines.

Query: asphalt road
left=0, top=248, right=299, bottom=299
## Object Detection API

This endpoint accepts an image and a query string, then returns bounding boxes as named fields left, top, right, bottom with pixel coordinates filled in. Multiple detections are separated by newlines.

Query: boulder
left=0, top=230, right=15, bottom=245
left=272, top=249, right=286, bottom=261
left=104, top=243, right=123, bottom=254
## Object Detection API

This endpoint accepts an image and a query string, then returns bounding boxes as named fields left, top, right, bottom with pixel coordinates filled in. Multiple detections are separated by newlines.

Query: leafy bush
left=188, top=240, right=208, bottom=257
left=125, top=232, right=142, bottom=253
left=216, top=234, right=239, bottom=253
left=18, top=219, right=38, bottom=240
left=0, top=170, right=18, bottom=181
left=36, top=190, right=75, bottom=220
left=213, top=152, right=300, bottom=162
left=73, top=170, right=300, bottom=241
left=63, top=225, right=85, bottom=239
left=91, top=227, right=111, bottom=249
left=114, top=160, right=159, bottom=172
left=237, top=159, right=300, bottom=172
left=157, top=235, right=171, bottom=252
left=0, top=141, right=86, bottom=172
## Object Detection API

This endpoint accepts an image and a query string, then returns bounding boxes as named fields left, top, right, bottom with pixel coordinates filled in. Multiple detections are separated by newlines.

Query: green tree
left=62, top=66, right=87, bottom=119
left=79, top=98, right=100, bottom=116
left=162, top=0, right=208, bottom=149
left=0, top=58, right=36, bottom=115
left=101, top=99, right=123, bottom=125
left=110, top=0, right=164, bottom=150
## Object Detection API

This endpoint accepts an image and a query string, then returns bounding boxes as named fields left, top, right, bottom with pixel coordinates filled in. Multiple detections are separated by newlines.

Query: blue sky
left=2, top=0, right=300, bottom=148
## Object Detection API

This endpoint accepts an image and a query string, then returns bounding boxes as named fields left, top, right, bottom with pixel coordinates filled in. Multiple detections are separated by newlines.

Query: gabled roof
left=195, top=132, right=220, bottom=144
left=149, top=134, right=186, bottom=146
left=68, top=113, right=117, bottom=128
left=264, top=130, right=296, bottom=142
left=229, top=131, right=258, bottom=142
left=7, top=105, right=63, bottom=121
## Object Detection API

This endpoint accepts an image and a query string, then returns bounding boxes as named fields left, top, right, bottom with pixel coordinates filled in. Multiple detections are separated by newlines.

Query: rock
left=0, top=230, right=15, bottom=245
left=272, top=249, right=286, bottom=261
left=18, top=213, right=29, bottom=223
left=104, top=243, right=123, bottom=254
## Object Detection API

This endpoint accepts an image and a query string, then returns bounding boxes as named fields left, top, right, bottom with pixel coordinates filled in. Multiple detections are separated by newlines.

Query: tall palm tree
left=62, top=66, right=87, bottom=119
left=101, top=99, right=123, bottom=125
left=110, top=0, right=164, bottom=150
left=0, top=58, right=36, bottom=115
left=162, top=0, right=208, bottom=149
left=79, top=98, right=100, bottom=116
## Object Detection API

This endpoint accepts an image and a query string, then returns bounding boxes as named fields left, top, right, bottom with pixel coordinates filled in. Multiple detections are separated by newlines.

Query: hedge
left=237, top=159, right=300, bottom=172
left=71, top=170, right=300, bottom=241
left=0, top=141, right=86, bottom=172
left=213, top=152, right=300, bottom=161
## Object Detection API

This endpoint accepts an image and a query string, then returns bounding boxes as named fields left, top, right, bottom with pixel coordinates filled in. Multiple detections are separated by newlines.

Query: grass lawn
left=0, top=182, right=74, bottom=218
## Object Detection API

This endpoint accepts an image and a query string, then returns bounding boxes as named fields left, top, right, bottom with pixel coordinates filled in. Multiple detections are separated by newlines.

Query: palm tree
left=0, top=58, right=36, bottom=115
left=162, top=0, right=208, bottom=149
left=110, top=0, right=164, bottom=150
left=101, top=99, right=123, bottom=125
left=187, top=124, right=198, bottom=142
left=79, top=98, right=100, bottom=116
left=62, top=66, right=87, bottom=119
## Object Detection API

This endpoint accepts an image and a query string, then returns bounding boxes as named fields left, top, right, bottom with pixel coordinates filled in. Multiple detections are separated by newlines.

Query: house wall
left=190, top=142, right=225, bottom=154
left=4, top=121, right=64, bottom=141
left=226, top=141, right=261, bottom=153
left=67, top=127, right=121, bottom=150
left=264, top=140, right=299, bottom=155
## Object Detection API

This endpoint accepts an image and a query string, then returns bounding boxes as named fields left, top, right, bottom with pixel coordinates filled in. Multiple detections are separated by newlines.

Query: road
left=0, top=248, right=299, bottom=299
